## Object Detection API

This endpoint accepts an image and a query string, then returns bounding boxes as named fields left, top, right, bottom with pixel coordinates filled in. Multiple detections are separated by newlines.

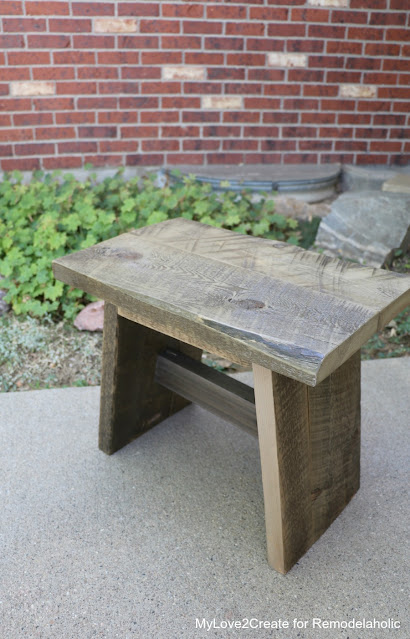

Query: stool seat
left=52, top=218, right=410, bottom=574
left=52, top=218, right=409, bottom=386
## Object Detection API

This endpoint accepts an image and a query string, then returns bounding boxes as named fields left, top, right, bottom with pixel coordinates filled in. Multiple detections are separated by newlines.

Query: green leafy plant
left=0, top=168, right=300, bottom=320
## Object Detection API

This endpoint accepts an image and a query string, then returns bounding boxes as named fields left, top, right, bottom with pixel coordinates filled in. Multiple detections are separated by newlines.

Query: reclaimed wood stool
left=53, top=218, right=410, bottom=574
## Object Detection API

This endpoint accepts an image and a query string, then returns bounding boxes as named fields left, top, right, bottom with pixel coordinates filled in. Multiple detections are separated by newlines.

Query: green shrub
left=0, top=167, right=300, bottom=320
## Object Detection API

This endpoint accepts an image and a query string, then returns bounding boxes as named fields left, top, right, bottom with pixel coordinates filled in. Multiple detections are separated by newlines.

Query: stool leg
left=99, top=303, right=202, bottom=455
left=253, top=351, right=360, bottom=574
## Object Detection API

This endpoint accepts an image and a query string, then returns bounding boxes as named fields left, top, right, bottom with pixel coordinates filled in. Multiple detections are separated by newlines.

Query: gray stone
left=383, top=173, right=410, bottom=195
left=274, top=195, right=332, bottom=220
left=0, top=275, right=11, bottom=316
left=73, top=300, right=104, bottom=331
left=315, top=191, right=410, bottom=267
left=0, top=358, right=409, bottom=638
left=342, top=164, right=410, bottom=192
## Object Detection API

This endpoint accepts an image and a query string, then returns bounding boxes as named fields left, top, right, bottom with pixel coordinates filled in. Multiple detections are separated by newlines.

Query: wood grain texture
left=52, top=218, right=410, bottom=385
left=99, top=303, right=201, bottom=455
left=155, top=349, right=257, bottom=437
left=253, top=350, right=361, bottom=573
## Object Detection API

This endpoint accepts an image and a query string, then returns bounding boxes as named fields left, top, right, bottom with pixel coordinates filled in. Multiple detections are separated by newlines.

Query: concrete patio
left=1, top=358, right=409, bottom=639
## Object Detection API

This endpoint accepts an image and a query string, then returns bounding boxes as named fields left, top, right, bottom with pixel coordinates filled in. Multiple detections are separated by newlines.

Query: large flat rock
left=315, top=191, right=410, bottom=267
left=0, top=359, right=409, bottom=638
left=342, top=164, right=410, bottom=192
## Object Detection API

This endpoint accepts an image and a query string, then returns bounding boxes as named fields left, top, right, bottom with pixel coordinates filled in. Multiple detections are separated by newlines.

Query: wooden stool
left=53, top=218, right=410, bottom=574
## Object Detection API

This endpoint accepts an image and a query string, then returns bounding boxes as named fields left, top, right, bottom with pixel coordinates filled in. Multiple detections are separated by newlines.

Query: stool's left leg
left=99, top=303, right=201, bottom=455
left=253, top=351, right=361, bottom=574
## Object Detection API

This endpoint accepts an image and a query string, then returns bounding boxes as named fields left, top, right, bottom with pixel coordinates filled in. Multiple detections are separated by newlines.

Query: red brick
left=226, top=54, right=265, bottom=66
left=369, top=12, right=407, bottom=26
left=224, top=111, right=260, bottom=123
left=162, top=97, right=201, bottom=109
left=162, top=4, right=203, bottom=18
left=370, top=141, right=402, bottom=152
left=57, top=82, right=97, bottom=95
left=0, top=35, right=24, bottom=48
left=0, top=69, right=30, bottom=81
left=331, top=11, right=368, bottom=24
left=142, top=139, right=179, bottom=151
left=321, top=99, right=355, bottom=111
left=205, top=37, right=244, bottom=51
left=184, top=82, right=223, bottom=95
left=0, top=115, right=12, bottom=126
left=99, top=111, right=139, bottom=123
left=261, top=140, right=296, bottom=151
left=390, top=0, right=408, bottom=8
left=49, top=19, right=92, bottom=33
left=299, top=140, right=332, bottom=151
left=167, top=154, right=205, bottom=165
left=162, top=36, right=202, bottom=50
left=3, top=18, right=46, bottom=31
left=0, top=145, right=13, bottom=159
left=141, top=51, right=182, bottom=64
left=72, top=3, right=114, bottom=16
left=119, top=97, right=158, bottom=109
left=348, top=27, right=385, bottom=41
left=33, top=67, right=75, bottom=80
left=56, top=112, right=95, bottom=124
left=162, top=125, right=199, bottom=137
left=335, top=141, right=367, bottom=151
left=292, top=8, right=330, bottom=22
left=308, top=25, right=345, bottom=39
left=356, top=154, right=388, bottom=163
left=141, top=81, right=181, bottom=94
left=244, top=126, right=279, bottom=137
left=78, top=126, right=117, bottom=138
left=223, top=140, right=258, bottom=151
left=99, top=140, right=137, bottom=153
left=327, top=41, right=362, bottom=55
left=43, top=156, right=83, bottom=169
left=248, top=69, right=285, bottom=81
left=182, top=112, right=220, bottom=123
left=379, top=87, right=410, bottom=99
left=283, top=153, right=319, bottom=164
left=140, top=20, right=180, bottom=33
left=284, top=98, right=319, bottom=110
left=15, top=143, right=54, bottom=156
left=383, top=59, right=410, bottom=71
left=26, top=1, right=69, bottom=15
left=365, top=43, right=401, bottom=56
left=33, top=97, right=74, bottom=110
left=301, top=112, right=335, bottom=124
left=208, top=153, right=244, bottom=164
left=308, top=55, right=343, bottom=68
left=389, top=128, right=409, bottom=138
left=54, top=51, right=95, bottom=65
left=127, top=154, right=164, bottom=166
left=78, top=97, right=117, bottom=109
left=392, top=101, right=409, bottom=112
left=73, top=35, right=115, bottom=48
left=364, top=72, right=397, bottom=85
left=185, top=52, right=224, bottom=65
left=357, top=100, right=391, bottom=112
left=345, top=58, right=381, bottom=70
left=304, top=85, right=339, bottom=97
left=122, top=67, right=161, bottom=80
left=226, top=23, right=265, bottom=37
left=288, top=69, right=324, bottom=83
left=0, top=128, right=33, bottom=142
left=246, top=38, right=284, bottom=52
left=244, top=153, right=281, bottom=164
left=27, top=35, right=71, bottom=48
left=121, top=126, right=158, bottom=138
left=287, top=39, right=324, bottom=53
left=244, top=98, right=281, bottom=109
left=78, top=67, right=119, bottom=80
left=98, top=52, right=139, bottom=65
left=319, top=127, right=353, bottom=138
left=385, top=29, right=410, bottom=42
left=141, top=111, right=179, bottom=123
left=399, top=74, right=410, bottom=85
left=0, top=85, right=9, bottom=96
left=250, top=7, right=288, bottom=20
left=207, top=5, right=247, bottom=19
left=13, top=112, right=53, bottom=126
left=98, top=82, right=136, bottom=95
left=35, top=126, right=75, bottom=140
left=119, top=2, right=160, bottom=17
left=351, top=0, right=387, bottom=8
left=183, top=139, right=219, bottom=150
left=208, top=68, right=246, bottom=81
left=263, top=112, right=299, bottom=123
left=373, top=114, right=405, bottom=125
left=118, top=35, right=159, bottom=48
left=84, top=154, right=123, bottom=167
left=327, top=71, right=362, bottom=83
left=320, top=153, right=354, bottom=163
left=2, top=158, right=41, bottom=171
left=183, top=21, right=222, bottom=35
left=264, top=84, right=301, bottom=96
left=58, top=141, right=98, bottom=153
left=1, top=2, right=23, bottom=15
left=268, top=23, right=306, bottom=37
left=0, top=98, right=31, bottom=111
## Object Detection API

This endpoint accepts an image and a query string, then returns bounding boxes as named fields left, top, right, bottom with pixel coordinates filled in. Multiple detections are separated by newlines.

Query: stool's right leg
left=253, top=351, right=361, bottom=574
left=99, top=303, right=201, bottom=455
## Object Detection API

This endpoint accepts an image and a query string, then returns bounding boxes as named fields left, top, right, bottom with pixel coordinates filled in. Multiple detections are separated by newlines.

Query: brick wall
left=1, top=0, right=409, bottom=171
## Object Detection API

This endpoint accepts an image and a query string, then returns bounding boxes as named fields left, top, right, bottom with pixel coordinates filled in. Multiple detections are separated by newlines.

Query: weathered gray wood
left=253, top=350, right=361, bottom=574
left=155, top=349, right=257, bottom=437
left=99, top=303, right=201, bottom=455
left=52, top=218, right=410, bottom=386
